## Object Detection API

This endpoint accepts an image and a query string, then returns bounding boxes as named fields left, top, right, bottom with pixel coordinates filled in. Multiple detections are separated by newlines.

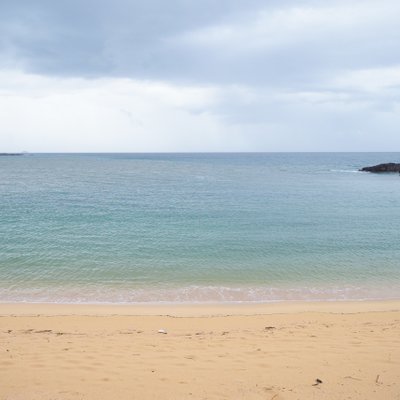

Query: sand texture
left=0, top=302, right=399, bottom=399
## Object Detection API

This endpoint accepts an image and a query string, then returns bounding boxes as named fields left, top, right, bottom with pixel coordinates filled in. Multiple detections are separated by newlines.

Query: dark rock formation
left=360, top=163, right=400, bottom=173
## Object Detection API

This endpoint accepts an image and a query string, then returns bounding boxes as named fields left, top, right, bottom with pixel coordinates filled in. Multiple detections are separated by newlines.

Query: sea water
left=0, top=153, right=399, bottom=303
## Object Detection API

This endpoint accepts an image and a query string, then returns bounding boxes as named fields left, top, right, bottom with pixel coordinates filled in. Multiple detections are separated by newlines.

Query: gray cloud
left=1, top=0, right=399, bottom=87
left=0, top=0, right=267, bottom=78
left=1, top=0, right=400, bottom=151
left=0, top=0, right=400, bottom=84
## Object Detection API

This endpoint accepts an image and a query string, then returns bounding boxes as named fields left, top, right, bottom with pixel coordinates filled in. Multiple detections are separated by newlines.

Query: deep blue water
left=0, top=153, right=399, bottom=303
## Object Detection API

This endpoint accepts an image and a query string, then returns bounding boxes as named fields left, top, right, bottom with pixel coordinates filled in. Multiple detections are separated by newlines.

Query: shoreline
left=1, top=299, right=400, bottom=316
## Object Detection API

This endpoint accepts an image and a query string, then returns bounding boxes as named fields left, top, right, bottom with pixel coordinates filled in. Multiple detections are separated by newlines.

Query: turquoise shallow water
left=0, top=153, right=399, bottom=303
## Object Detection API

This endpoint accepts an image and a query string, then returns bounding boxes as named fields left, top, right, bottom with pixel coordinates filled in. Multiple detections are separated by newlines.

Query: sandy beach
left=0, top=301, right=399, bottom=399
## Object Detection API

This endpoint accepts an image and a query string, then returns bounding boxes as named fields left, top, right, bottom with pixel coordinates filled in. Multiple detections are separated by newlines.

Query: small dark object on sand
left=312, top=378, right=323, bottom=386
left=264, top=326, right=276, bottom=330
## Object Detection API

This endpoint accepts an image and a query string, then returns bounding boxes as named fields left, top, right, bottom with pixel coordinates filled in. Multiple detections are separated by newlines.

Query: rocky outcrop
left=360, top=163, right=400, bottom=173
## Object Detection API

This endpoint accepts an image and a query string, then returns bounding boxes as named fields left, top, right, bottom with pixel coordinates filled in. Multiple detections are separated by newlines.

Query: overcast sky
left=1, top=0, right=400, bottom=152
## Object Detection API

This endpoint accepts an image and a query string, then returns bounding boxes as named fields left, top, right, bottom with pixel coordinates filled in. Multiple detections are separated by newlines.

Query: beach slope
left=0, top=301, right=399, bottom=399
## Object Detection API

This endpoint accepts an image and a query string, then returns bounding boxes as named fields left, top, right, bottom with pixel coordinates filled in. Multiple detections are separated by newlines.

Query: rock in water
left=360, top=163, right=400, bottom=173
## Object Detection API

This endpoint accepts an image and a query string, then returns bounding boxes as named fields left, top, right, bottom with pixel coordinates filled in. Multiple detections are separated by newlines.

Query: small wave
left=329, top=169, right=361, bottom=173
left=0, top=284, right=399, bottom=304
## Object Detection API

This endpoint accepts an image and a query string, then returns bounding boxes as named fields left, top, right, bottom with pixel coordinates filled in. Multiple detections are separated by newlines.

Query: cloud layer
left=1, top=0, right=400, bottom=151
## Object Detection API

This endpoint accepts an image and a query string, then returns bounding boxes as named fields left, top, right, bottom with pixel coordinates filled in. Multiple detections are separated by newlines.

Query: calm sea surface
left=1, top=153, right=399, bottom=303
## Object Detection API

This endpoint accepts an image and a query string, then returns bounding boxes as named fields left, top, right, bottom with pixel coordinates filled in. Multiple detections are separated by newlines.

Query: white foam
left=0, top=284, right=399, bottom=304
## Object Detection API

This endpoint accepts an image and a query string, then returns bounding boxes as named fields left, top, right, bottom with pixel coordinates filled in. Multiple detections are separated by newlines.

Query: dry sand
left=0, top=301, right=399, bottom=399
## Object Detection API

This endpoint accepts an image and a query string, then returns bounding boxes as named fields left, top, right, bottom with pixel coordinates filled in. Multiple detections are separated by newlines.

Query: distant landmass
left=360, top=163, right=400, bottom=173
left=0, top=153, right=24, bottom=156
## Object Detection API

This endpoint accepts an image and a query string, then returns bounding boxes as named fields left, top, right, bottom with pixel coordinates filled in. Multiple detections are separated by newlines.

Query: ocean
left=1, top=153, right=399, bottom=303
